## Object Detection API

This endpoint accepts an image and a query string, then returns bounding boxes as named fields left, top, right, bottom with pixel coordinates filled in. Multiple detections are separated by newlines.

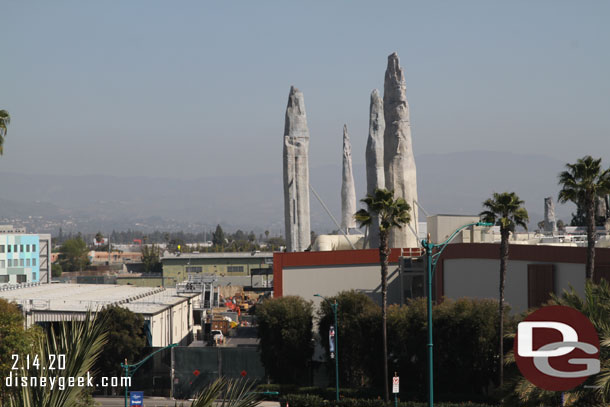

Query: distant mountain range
left=0, top=150, right=575, bottom=234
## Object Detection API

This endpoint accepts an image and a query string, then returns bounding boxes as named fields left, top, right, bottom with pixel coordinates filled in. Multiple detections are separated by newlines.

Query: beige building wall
left=282, top=263, right=401, bottom=308
left=443, top=258, right=586, bottom=314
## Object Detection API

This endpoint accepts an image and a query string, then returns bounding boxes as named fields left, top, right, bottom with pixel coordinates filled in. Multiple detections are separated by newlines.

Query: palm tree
left=355, top=188, right=410, bottom=401
left=0, top=110, right=10, bottom=155
left=480, top=192, right=529, bottom=388
left=8, top=312, right=108, bottom=407
left=558, top=156, right=610, bottom=281
left=190, top=377, right=260, bottom=407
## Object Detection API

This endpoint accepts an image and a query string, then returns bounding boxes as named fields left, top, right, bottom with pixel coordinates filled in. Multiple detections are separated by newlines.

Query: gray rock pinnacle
left=365, top=89, right=385, bottom=248
left=283, top=86, right=311, bottom=252
left=383, top=52, right=419, bottom=248
left=341, top=124, right=357, bottom=232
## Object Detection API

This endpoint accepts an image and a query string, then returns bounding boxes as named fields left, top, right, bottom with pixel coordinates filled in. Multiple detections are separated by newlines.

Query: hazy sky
left=2, top=1, right=609, bottom=179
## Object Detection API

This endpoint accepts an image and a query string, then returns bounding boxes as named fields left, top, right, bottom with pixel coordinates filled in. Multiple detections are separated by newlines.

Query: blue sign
left=130, top=391, right=144, bottom=406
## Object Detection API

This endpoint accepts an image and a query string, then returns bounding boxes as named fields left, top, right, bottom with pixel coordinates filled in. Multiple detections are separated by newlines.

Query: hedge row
left=256, top=385, right=381, bottom=400
left=278, top=394, right=499, bottom=407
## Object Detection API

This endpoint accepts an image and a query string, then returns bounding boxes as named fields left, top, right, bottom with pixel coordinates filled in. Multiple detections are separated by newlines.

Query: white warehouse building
left=0, top=283, right=198, bottom=347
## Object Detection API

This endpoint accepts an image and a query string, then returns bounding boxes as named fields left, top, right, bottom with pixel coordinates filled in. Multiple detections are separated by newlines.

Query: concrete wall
left=283, top=263, right=401, bottom=308
left=148, top=298, right=192, bottom=347
left=427, top=215, right=480, bottom=244
left=443, top=258, right=586, bottom=314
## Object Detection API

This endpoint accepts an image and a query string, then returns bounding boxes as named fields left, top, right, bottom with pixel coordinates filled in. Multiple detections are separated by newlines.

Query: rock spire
left=383, top=52, right=419, bottom=248
left=544, top=197, right=557, bottom=233
left=283, top=86, right=311, bottom=252
left=341, top=125, right=357, bottom=232
left=365, top=89, right=385, bottom=248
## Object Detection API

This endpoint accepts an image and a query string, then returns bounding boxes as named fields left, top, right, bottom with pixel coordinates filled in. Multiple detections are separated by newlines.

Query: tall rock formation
left=341, top=125, right=357, bottom=232
left=544, top=197, right=557, bottom=233
left=365, top=89, right=385, bottom=248
left=383, top=52, right=419, bottom=248
left=283, top=86, right=311, bottom=252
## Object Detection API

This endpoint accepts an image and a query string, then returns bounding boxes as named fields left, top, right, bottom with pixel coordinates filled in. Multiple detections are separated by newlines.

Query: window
left=26, top=259, right=31, bottom=267
left=26, top=244, right=30, bottom=252
left=0, top=260, right=4, bottom=268
left=186, top=266, right=202, bottom=273
left=227, top=265, right=244, bottom=273
left=32, top=244, right=37, bottom=252
left=16, top=275, right=26, bottom=283
left=13, top=245, right=17, bottom=252
left=20, top=245, right=24, bottom=252
left=0, top=245, right=4, bottom=253
left=32, top=273, right=37, bottom=281
left=32, top=258, right=37, bottom=266
left=7, top=259, right=12, bottom=267
left=0, top=275, right=8, bottom=283
left=19, top=259, right=24, bottom=267
left=7, top=245, right=11, bottom=253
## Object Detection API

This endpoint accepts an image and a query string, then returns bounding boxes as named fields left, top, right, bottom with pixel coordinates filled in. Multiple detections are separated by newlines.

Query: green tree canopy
left=0, top=299, right=42, bottom=401
left=141, top=244, right=162, bottom=274
left=255, top=296, right=314, bottom=384
left=94, top=306, right=147, bottom=388
left=212, top=225, right=225, bottom=247
left=317, top=290, right=381, bottom=388
left=58, top=237, right=90, bottom=272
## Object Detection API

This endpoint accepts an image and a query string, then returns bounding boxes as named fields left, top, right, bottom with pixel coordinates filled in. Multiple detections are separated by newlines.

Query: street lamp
left=121, top=343, right=178, bottom=407
left=420, top=221, right=493, bottom=407
left=314, top=294, right=339, bottom=402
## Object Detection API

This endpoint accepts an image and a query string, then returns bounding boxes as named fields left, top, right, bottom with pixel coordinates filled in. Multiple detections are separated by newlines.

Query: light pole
left=420, top=221, right=492, bottom=407
left=314, top=294, right=339, bottom=402
left=121, top=343, right=178, bottom=407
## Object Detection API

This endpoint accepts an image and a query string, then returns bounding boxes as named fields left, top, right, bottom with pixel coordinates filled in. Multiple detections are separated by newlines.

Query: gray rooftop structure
left=161, top=252, right=273, bottom=260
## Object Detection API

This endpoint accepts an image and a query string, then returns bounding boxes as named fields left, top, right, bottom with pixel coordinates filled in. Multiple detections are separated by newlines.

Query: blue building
left=0, top=233, right=40, bottom=284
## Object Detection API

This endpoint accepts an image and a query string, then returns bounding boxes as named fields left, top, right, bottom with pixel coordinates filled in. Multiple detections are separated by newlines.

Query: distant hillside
left=0, top=150, right=575, bottom=234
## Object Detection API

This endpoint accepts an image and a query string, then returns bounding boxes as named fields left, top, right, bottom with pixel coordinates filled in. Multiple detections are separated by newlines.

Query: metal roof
left=0, top=283, right=198, bottom=317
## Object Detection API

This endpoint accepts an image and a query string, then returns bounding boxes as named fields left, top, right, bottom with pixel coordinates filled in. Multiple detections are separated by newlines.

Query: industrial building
left=0, top=283, right=198, bottom=347
left=273, top=215, right=610, bottom=314
left=159, top=252, right=273, bottom=288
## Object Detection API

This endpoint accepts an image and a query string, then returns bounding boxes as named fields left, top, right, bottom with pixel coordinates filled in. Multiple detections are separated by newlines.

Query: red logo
left=514, top=305, right=600, bottom=391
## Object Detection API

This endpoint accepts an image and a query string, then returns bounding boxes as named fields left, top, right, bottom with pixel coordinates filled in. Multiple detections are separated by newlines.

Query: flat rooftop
left=162, top=252, right=273, bottom=260
left=0, top=283, right=198, bottom=317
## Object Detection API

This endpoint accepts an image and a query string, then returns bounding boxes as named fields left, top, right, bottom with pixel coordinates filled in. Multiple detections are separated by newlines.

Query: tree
left=317, top=290, right=381, bottom=387
left=558, top=156, right=610, bottom=280
left=8, top=312, right=106, bottom=407
left=51, top=263, right=63, bottom=277
left=58, top=237, right=90, bottom=272
left=255, top=296, right=314, bottom=384
left=480, top=191, right=529, bottom=388
left=189, top=377, right=259, bottom=407
left=212, top=224, right=225, bottom=247
left=355, top=188, right=411, bottom=401
left=0, top=300, right=41, bottom=402
left=94, top=306, right=147, bottom=391
left=0, top=110, right=10, bottom=155
left=141, top=244, right=162, bottom=273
